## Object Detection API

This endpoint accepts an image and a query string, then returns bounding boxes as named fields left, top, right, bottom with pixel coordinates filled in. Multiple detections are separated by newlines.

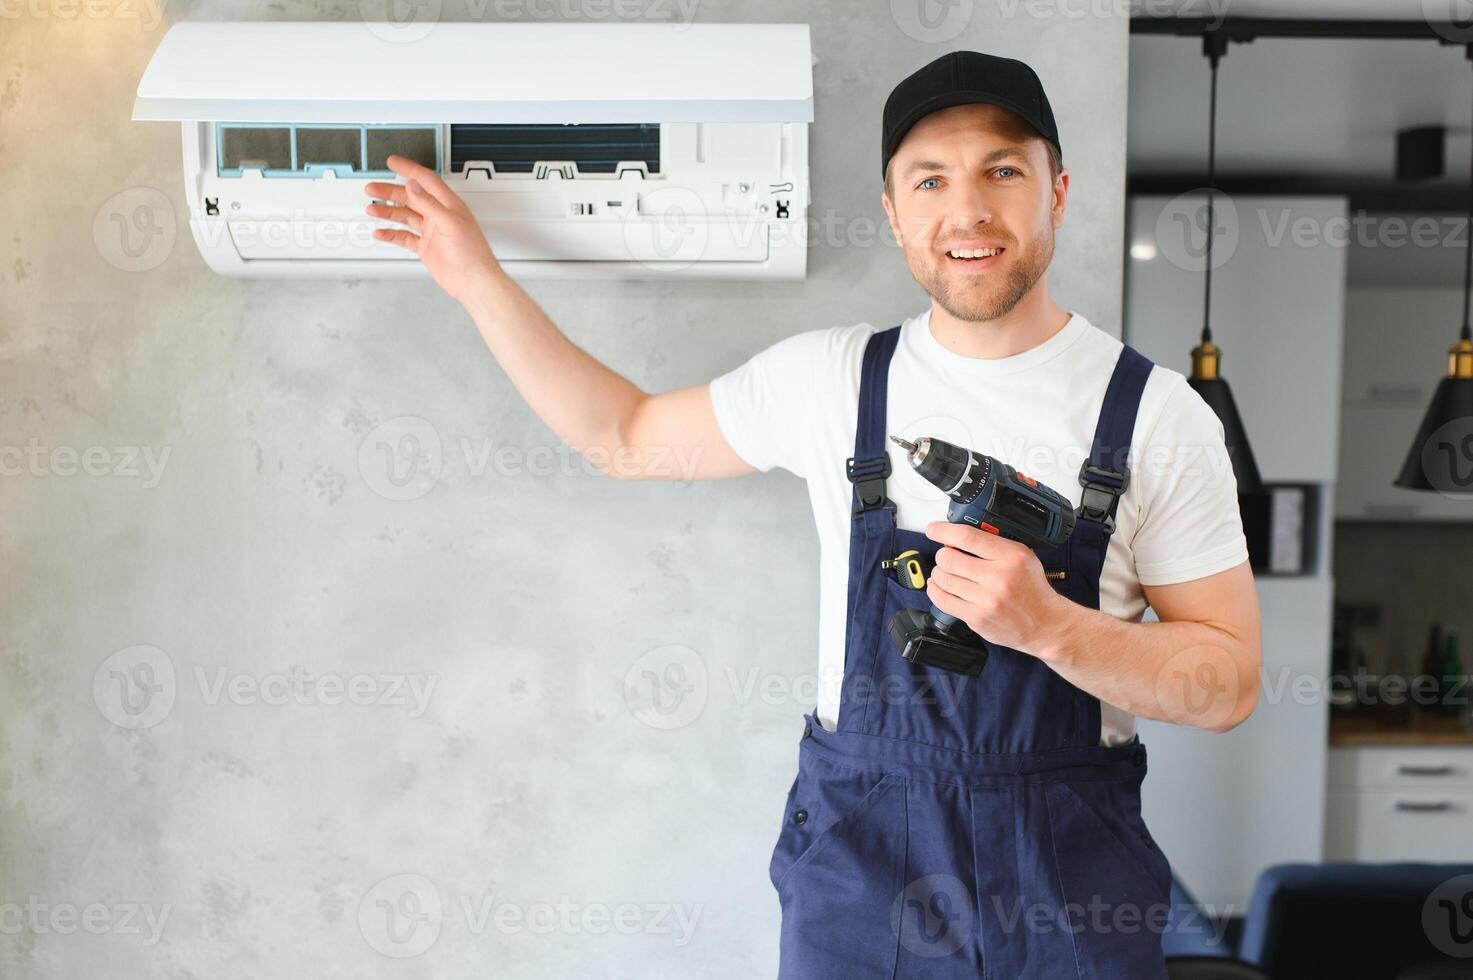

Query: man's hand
left=923, top=520, right=1262, bottom=733
left=364, top=155, right=503, bottom=304
left=924, top=521, right=1068, bottom=654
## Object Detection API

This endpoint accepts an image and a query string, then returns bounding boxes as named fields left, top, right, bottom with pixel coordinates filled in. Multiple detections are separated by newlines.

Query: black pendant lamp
left=1190, top=34, right=1264, bottom=496
left=1395, top=48, right=1473, bottom=493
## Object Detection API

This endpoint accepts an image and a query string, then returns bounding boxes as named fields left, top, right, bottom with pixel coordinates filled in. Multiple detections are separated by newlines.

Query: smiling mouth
left=944, top=247, right=1005, bottom=266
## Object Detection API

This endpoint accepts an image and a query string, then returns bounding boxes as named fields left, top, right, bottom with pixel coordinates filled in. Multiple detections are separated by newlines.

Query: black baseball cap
left=882, top=51, right=1062, bottom=181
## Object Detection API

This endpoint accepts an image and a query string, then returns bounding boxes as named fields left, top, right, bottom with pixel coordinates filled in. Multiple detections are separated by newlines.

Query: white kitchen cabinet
left=1125, top=195, right=1348, bottom=484
left=1325, top=745, right=1473, bottom=861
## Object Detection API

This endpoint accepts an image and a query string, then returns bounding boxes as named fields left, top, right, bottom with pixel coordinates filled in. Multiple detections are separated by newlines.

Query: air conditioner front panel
left=133, top=22, right=814, bottom=124
left=225, top=220, right=412, bottom=261
left=142, top=25, right=812, bottom=280
left=490, top=220, right=768, bottom=263
left=221, top=219, right=770, bottom=264
left=192, top=221, right=804, bottom=280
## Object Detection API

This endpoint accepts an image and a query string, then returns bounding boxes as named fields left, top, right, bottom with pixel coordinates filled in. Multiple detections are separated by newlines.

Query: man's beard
left=916, top=228, right=1054, bottom=323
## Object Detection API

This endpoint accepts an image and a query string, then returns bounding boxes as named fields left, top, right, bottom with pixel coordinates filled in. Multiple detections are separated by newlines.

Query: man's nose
left=951, top=179, right=996, bottom=226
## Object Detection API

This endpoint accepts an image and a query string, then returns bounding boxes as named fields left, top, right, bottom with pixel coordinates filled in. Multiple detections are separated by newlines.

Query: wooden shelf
left=1329, top=710, right=1473, bottom=746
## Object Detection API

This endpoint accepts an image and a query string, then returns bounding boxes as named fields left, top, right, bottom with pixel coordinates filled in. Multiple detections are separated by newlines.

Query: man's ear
left=882, top=190, right=903, bottom=246
left=1051, top=169, right=1069, bottom=230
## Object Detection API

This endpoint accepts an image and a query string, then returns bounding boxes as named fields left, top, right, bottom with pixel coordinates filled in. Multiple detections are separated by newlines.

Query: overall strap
left=840, top=325, right=904, bottom=707
left=846, top=326, right=903, bottom=516
left=1078, top=344, right=1154, bottom=533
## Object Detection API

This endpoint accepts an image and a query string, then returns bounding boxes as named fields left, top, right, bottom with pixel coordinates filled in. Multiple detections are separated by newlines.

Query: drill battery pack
left=888, top=608, right=988, bottom=677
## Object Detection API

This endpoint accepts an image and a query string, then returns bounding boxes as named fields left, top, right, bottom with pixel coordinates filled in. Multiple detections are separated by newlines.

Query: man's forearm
left=1030, top=599, right=1261, bottom=733
left=364, top=160, right=751, bottom=483
left=924, top=525, right=1262, bottom=734
left=460, top=269, right=645, bottom=465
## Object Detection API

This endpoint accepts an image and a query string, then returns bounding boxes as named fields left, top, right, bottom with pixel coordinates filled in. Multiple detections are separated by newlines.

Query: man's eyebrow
left=980, top=145, right=1030, bottom=165
left=900, top=159, right=952, bottom=178
left=899, top=146, right=1031, bottom=179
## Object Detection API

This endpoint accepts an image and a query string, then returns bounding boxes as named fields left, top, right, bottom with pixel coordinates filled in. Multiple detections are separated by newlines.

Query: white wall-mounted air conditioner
left=132, top=22, right=813, bottom=280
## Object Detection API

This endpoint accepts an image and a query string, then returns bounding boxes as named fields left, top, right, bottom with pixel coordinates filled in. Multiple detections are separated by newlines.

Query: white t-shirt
left=708, top=307, right=1250, bottom=746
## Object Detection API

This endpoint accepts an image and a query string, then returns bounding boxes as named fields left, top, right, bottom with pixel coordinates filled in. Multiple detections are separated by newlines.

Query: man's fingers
left=387, top=155, right=457, bottom=208
left=934, top=565, right=988, bottom=604
left=372, top=227, right=421, bottom=253
left=402, top=179, right=449, bottom=218
left=926, top=577, right=970, bottom=620
left=925, top=521, right=1016, bottom=558
left=364, top=181, right=408, bottom=206
left=364, top=166, right=451, bottom=217
left=365, top=202, right=423, bottom=233
left=933, top=545, right=992, bottom=585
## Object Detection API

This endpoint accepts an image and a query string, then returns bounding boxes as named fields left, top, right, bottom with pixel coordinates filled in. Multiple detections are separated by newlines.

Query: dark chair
left=1166, top=955, right=1271, bottom=979
left=1163, top=871, right=1243, bottom=959
left=1237, top=863, right=1473, bottom=980
left=1397, top=962, right=1473, bottom=979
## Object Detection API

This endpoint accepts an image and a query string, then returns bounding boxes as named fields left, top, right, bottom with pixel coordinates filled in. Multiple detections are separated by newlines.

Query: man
left=365, top=49, right=1261, bottom=980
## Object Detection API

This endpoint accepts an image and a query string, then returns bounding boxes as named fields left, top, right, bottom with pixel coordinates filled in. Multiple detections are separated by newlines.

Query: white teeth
left=948, top=248, right=1002, bottom=259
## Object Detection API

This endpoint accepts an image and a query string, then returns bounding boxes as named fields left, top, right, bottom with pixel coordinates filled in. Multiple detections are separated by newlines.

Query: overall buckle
left=1078, top=462, right=1129, bottom=533
left=846, top=454, right=893, bottom=515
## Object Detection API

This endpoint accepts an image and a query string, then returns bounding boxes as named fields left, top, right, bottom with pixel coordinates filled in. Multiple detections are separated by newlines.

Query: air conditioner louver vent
left=451, top=123, right=659, bottom=176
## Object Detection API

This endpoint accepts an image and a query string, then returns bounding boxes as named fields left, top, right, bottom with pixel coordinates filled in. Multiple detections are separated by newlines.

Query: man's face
left=882, top=104, right=1067, bottom=323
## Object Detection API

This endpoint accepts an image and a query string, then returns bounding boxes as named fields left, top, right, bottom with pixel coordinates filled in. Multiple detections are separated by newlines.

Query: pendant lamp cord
left=1463, top=45, right=1472, bottom=341
left=1202, top=40, right=1223, bottom=346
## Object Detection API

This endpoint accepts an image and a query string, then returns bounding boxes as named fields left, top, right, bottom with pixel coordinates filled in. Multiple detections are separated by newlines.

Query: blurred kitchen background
left=1124, top=3, right=1473, bottom=977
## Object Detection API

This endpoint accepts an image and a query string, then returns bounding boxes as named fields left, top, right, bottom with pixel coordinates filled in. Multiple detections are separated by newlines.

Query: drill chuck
left=892, top=436, right=985, bottom=502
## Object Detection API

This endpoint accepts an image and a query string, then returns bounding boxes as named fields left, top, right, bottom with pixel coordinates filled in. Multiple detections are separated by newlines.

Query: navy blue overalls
left=768, top=325, right=1173, bottom=979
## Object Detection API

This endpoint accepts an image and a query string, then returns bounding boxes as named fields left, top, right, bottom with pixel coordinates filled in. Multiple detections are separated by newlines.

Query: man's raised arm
left=364, top=155, right=756, bottom=483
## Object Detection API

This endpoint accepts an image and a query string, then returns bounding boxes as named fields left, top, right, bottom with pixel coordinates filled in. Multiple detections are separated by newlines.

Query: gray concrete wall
left=0, top=2, right=1127, bottom=975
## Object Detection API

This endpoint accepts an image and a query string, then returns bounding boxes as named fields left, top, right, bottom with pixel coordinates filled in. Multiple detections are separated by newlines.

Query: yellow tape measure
left=882, top=550, right=930, bottom=590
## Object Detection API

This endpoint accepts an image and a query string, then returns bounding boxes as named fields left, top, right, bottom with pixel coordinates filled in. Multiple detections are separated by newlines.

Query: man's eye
left=918, top=178, right=941, bottom=190
left=995, top=167, right=1020, bottom=179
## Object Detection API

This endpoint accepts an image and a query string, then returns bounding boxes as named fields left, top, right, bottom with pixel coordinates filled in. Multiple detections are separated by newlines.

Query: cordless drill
left=888, top=435, right=1076, bottom=676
